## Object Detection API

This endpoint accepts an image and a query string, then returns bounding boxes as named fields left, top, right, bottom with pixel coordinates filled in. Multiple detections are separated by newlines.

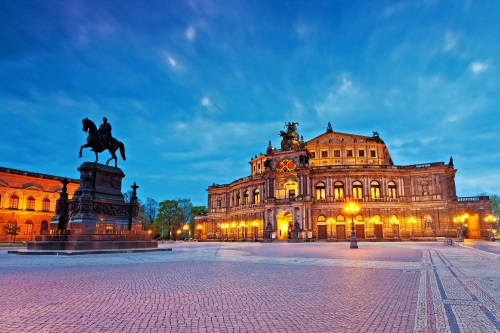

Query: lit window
left=26, top=196, right=35, bottom=210
left=9, top=194, right=19, bottom=209
left=317, top=215, right=326, bottom=222
left=388, top=182, right=397, bottom=198
left=353, top=181, right=362, bottom=199
left=253, top=189, right=260, bottom=204
left=42, top=198, right=50, bottom=211
left=334, top=181, right=344, bottom=199
left=244, top=191, right=249, bottom=205
left=370, top=150, right=376, bottom=158
left=321, top=151, right=328, bottom=158
left=370, top=181, right=380, bottom=198
left=336, top=215, right=345, bottom=222
left=316, top=182, right=326, bottom=200
left=105, top=224, right=113, bottom=230
left=24, top=220, right=33, bottom=235
left=347, top=150, right=353, bottom=157
left=359, top=150, right=365, bottom=157
left=334, top=150, right=340, bottom=157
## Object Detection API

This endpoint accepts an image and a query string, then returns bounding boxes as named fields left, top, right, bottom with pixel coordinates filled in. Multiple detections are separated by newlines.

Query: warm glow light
left=408, top=217, right=417, bottom=224
left=177, top=230, right=181, bottom=234
left=344, top=202, right=360, bottom=213
left=183, top=224, right=189, bottom=231
left=281, top=225, right=288, bottom=231
left=231, top=222, right=236, bottom=228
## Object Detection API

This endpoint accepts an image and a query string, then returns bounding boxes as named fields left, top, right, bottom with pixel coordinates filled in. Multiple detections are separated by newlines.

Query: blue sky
left=1, top=0, right=499, bottom=205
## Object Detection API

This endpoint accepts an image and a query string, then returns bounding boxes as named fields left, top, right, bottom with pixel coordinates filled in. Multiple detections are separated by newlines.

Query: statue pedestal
left=27, top=162, right=157, bottom=252
left=423, top=227, right=436, bottom=241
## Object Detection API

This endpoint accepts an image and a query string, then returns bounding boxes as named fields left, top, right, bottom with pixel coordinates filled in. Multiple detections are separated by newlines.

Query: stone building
left=0, top=166, right=79, bottom=242
left=196, top=123, right=493, bottom=241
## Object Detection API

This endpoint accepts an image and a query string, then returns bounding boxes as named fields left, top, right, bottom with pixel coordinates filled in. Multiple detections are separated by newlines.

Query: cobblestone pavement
left=1, top=241, right=500, bottom=333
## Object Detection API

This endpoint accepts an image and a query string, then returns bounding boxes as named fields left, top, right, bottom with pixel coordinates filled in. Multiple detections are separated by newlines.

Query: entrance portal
left=277, top=210, right=293, bottom=240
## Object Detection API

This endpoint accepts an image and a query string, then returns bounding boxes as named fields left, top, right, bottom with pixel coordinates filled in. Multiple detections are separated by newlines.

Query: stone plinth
left=27, top=162, right=158, bottom=252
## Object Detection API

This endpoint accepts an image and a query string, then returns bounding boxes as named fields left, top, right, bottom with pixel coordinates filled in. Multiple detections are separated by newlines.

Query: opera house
left=195, top=122, right=493, bottom=241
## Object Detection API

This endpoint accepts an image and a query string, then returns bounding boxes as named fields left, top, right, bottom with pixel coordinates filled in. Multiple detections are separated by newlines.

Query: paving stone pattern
left=1, top=241, right=500, bottom=332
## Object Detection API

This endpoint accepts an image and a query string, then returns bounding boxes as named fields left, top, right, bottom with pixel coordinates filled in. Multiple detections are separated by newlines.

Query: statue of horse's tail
left=119, top=141, right=126, bottom=161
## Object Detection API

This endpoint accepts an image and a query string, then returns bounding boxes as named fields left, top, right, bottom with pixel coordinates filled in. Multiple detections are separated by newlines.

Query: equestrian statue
left=79, top=117, right=126, bottom=167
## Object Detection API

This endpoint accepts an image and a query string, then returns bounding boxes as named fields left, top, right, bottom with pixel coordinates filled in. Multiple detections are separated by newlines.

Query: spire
left=267, top=141, right=273, bottom=154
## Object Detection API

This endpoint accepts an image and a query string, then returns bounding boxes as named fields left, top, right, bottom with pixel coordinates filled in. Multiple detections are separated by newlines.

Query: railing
left=0, top=166, right=79, bottom=183
left=311, top=162, right=446, bottom=172
left=457, top=196, right=489, bottom=202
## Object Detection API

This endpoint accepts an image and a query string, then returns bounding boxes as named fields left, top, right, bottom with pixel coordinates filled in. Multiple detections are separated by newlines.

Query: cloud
left=186, top=26, right=195, bottom=40
left=314, top=75, right=363, bottom=118
left=443, top=31, right=459, bottom=52
left=470, top=61, right=488, bottom=73
left=201, top=96, right=217, bottom=113
left=294, top=21, right=316, bottom=39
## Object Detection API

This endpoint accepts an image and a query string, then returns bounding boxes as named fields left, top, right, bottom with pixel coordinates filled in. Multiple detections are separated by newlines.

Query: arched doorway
left=277, top=210, right=293, bottom=240
left=465, top=212, right=480, bottom=239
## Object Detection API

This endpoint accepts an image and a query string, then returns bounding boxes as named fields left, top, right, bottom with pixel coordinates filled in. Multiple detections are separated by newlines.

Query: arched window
left=334, top=181, right=344, bottom=199
left=388, top=181, right=397, bottom=198
left=40, top=220, right=49, bottom=233
left=231, top=197, right=234, bottom=207
left=352, top=181, right=363, bottom=199
left=370, top=181, right=380, bottom=199
left=316, top=182, right=326, bottom=200
left=336, top=215, right=345, bottom=222
left=372, top=214, right=382, bottom=221
left=42, top=198, right=50, bottom=211
left=244, top=191, right=249, bottom=205
left=9, top=194, right=19, bottom=209
left=24, top=220, right=33, bottom=235
left=253, top=189, right=260, bottom=204
left=236, top=194, right=240, bottom=206
left=317, top=215, right=326, bottom=222
left=26, top=196, right=35, bottom=210
left=355, top=214, right=364, bottom=222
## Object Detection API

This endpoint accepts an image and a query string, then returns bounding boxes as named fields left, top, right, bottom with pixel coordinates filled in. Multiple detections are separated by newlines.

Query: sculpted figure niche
left=79, top=117, right=127, bottom=167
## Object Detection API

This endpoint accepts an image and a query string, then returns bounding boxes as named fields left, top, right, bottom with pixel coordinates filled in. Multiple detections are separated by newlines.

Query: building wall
left=0, top=167, right=79, bottom=242
left=197, top=128, right=493, bottom=241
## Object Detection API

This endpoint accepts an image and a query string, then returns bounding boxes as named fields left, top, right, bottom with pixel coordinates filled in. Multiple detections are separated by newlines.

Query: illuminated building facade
left=196, top=123, right=493, bottom=241
left=0, top=167, right=79, bottom=242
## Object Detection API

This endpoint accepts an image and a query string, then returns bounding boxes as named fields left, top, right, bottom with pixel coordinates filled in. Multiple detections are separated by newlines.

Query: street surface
left=1, top=240, right=500, bottom=332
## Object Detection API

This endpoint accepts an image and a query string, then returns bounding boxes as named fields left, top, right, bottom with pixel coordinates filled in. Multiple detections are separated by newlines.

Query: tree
left=3, top=223, right=21, bottom=245
left=177, top=199, right=194, bottom=239
left=155, top=200, right=181, bottom=242
left=123, top=190, right=132, bottom=203
left=192, top=205, right=208, bottom=217
left=479, top=193, right=500, bottom=228
left=142, top=198, right=158, bottom=230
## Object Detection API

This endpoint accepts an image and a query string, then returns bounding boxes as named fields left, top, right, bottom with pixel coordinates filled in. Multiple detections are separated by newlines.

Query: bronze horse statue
left=79, top=118, right=126, bottom=167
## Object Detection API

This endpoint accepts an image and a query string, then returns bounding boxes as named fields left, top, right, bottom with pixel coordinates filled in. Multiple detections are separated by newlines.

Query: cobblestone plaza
left=2, top=241, right=500, bottom=332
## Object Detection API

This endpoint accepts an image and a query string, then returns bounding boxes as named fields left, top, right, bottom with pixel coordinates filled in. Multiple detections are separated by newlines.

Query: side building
left=0, top=167, right=79, bottom=242
left=196, top=123, right=493, bottom=241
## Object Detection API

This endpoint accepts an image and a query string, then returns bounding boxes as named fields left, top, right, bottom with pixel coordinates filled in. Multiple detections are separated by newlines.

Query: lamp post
left=453, top=213, right=468, bottom=242
left=327, top=218, right=335, bottom=240
left=390, top=217, right=399, bottom=239
left=183, top=224, right=189, bottom=241
left=240, top=221, right=247, bottom=241
left=196, top=224, right=202, bottom=241
left=252, top=221, right=258, bottom=241
left=231, top=222, right=236, bottom=241
left=485, top=215, right=498, bottom=241
left=369, top=218, right=377, bottom=240
left=408, top=217, right=417, bottom=240
left=221, top=224, right=226, bottom=241
left=176, top=229, right=181, bottom=241
left=344, top=202, right=360, bottom=249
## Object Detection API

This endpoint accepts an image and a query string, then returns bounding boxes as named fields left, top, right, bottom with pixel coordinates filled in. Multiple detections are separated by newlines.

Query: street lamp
left=183, top=224, right=189, bottom=241
left=231, top=222, right=236, bottom=241
left=408, top=217, right=417, bottom=240
left=176, top=229, right=181, bottom=241
left=485, top=215, right=498, bottom=241
left=196, top=224, right=203, bottom=241
left=453, top=213, right=468, bottom=241
left=326, top=218, right=335, bottom=240
left=344, top=202, right=360, bottom=249
left=220, top=224, right=226, bottom=241
left=252, top=220, right=258, bottom=241
left=369, top=218, right=377, bottom=240
left=390, top=217, right=399, bottom=239
left=240, top=221, right=247, bottom=241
